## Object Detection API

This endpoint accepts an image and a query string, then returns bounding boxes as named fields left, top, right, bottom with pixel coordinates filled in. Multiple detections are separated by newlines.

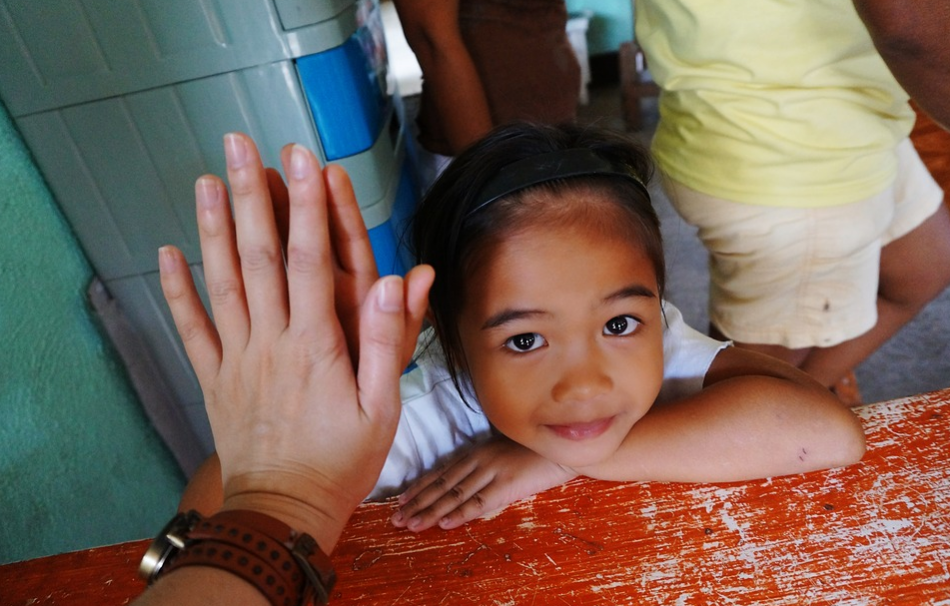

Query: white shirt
left=369, top=301, right=728, bottom=499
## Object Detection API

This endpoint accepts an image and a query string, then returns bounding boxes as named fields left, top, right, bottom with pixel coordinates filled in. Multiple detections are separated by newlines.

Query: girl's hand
left=390, top=436, right=577, bottom=532
left=159, top=133, right=432, bottom=551
left=268, top=145, right=430, bottom=371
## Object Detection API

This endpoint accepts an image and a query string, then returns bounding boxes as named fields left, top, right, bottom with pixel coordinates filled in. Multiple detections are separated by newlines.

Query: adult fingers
left=355, top=275, right=408, bottom=426
left=224, top=133, right=289, bottom=335
left=284, top=144, right=337, bottom=335
left=158, top=245, right=222, bottom=386
left=194, top=174, right=250, bottom=350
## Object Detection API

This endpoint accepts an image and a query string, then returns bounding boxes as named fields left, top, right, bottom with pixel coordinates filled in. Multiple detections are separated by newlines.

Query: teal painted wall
left=0, top=101, right=185, bottom=564
left=566, top=0, right=634, bottom=55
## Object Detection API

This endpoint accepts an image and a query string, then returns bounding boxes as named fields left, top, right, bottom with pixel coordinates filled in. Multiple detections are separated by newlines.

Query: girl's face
left=457, top=203, right=664, bottom=469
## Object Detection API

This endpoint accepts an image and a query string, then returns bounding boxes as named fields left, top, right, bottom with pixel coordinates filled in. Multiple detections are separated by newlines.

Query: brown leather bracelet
left=165, top=538, right=298, bottom=605
left=144, top=509, right=336, bottom=606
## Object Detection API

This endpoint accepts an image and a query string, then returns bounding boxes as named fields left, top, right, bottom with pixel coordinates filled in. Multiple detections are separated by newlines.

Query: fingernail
left=158, top=246, right=175, bottom=273
left=289, top=144, right=309, bottom=180
left=407, top=516, right=422, bottom=530
left=195, top=176, right=218, bottom=211
left=377, top=276, right=404, bottom=313
left=224, top=133, right=248, bottom=169
left=391, top=511, right=404, bottom=524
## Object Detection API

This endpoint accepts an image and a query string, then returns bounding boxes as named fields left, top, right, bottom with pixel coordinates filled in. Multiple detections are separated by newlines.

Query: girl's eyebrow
left=481, top=283, right=657, bottom=330
left=482, top=309, right=549, bottom=330
left=604, top=283, right=658, bottom=303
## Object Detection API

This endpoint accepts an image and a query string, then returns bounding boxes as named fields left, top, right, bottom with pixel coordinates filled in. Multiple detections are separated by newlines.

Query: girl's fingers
left=265, top=166, right=290, bottom=256
left=393, top=454, right=481, bottom=523
left=194, top=175, right=250, bottom=350
left=400, top=469, right=495, bottom=532
left=435, top=490, right=494, bottom=529
left=325, top=164, right=378, bottom=282
left=402, top=264, right=435, bottom=367
left=325, top=164, right=379, bottom=362
left=224, top=133, right=289, bottom=335
left=284, top=144, right=337, bottom=333
left=159, top=245, right=222, bottom=385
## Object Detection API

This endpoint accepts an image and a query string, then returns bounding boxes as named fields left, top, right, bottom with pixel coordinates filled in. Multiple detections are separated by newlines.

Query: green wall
left=566, top=0, right=634, bottom=55
left=0, top=101, right=185, bottom=565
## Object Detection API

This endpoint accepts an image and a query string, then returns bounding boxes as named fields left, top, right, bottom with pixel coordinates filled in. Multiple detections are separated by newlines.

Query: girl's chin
left=537, top=440, right=621, bottom=470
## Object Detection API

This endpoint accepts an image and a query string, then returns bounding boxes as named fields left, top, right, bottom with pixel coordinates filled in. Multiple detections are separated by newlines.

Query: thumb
left=357, top=275, right=408, bottom=424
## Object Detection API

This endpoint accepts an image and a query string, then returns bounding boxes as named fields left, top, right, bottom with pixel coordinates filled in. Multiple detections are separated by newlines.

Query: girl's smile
left=545, top=416, right=617, bottom=441
left=456, top=192, right=665, bottom=469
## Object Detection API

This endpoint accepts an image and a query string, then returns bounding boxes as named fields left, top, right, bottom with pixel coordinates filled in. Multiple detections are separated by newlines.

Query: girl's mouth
left=545, top=416, right=615, bottom=441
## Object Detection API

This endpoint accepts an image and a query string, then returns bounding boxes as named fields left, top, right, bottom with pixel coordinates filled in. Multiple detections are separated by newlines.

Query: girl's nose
left=551, top=349, right=613, bottom=404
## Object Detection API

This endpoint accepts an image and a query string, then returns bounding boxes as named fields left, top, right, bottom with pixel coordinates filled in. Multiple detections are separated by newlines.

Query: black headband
left=465, top=148, right=650, bottom=219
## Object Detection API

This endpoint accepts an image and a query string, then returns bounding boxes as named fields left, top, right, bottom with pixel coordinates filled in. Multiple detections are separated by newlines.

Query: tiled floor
left=578, top=83, right=950, bottom=404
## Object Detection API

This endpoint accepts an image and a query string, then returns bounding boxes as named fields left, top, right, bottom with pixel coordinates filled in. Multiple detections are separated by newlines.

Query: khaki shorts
left=664, top=138, right=944, bottom=349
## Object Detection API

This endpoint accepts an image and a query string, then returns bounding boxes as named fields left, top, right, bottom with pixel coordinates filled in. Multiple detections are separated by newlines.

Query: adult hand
left=158, top=133, right=433, bottom=551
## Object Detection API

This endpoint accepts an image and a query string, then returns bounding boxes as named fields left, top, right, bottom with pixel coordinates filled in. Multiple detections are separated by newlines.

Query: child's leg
left=664, top=178, right=884, bottom=354
left=664, top=138, right=949, bottom=391
left=799, top=202, right=950, bottom=387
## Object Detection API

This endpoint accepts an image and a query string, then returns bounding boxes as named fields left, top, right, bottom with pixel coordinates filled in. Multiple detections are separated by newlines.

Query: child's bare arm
left=392, top=348, right=865, bottom=531
left=575, top=347, right=866, bottom=483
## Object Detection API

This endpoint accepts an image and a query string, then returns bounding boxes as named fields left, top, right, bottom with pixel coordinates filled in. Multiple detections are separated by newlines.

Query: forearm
left=416, top=43, right=493, bottom=152
left=134, top=565, right=269, bottom=606
left=393, top=0, right=493, bottom=152
left=574, top=370, right=865, bottom=483
left=853, top=0, right=950, bottom=129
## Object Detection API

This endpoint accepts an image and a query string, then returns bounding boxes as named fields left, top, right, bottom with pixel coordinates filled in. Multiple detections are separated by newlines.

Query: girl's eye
left=504, top=333, right=546, bottom=352
left=603, top=315, right=640, bottom=337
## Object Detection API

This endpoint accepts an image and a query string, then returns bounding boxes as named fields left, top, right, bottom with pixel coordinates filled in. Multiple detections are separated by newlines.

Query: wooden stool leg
left=619, top=41, right=660, bottom=131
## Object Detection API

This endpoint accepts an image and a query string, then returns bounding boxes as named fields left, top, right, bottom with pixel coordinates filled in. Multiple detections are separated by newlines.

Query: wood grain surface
left=3, top=389, right=949, bottom=605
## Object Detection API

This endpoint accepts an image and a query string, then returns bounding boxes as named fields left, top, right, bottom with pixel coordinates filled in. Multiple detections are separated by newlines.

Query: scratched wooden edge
left=323, top=388, right=950, bottom=602
left=2, top=387, right=948, bottom=605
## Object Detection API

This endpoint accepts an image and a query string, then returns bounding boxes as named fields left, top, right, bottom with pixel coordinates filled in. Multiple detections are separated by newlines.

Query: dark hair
left=412, top=122, right=663, bottom=393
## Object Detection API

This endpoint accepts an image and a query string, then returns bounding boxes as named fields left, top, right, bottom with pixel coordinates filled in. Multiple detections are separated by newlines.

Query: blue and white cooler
left=0, top=0, right=419, bottom=464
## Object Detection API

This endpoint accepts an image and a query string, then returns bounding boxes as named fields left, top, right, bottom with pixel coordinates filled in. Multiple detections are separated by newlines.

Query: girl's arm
left=574, top=347, right=866, bottom=483
left=392, top=348, right=865, bottom=531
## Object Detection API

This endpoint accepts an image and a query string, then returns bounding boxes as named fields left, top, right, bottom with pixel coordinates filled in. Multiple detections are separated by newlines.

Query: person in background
left=634, top=0, right=950, bottom=404
left=132, top=133, right=433, bottom=606
left=392, top=0, right=580, bottom=188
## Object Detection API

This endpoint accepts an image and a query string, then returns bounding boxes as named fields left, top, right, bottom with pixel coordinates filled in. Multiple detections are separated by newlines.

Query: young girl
left=179, top=124, right=865, bottom=530
left=378, top=122, right=865, bottom=531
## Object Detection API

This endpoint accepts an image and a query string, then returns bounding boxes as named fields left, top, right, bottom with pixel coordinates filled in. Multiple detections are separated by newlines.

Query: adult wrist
left=220, top=490, right=353, bottom=554
left=141, top=509, right=337, bottom=606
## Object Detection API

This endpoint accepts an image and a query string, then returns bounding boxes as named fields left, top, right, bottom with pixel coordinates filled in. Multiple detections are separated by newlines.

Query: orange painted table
left=4, top=388, right=950, bottom=605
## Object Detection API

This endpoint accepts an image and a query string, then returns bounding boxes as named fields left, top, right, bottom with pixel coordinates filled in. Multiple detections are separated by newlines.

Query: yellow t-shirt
left=636, top=0, right=915, bottom=207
